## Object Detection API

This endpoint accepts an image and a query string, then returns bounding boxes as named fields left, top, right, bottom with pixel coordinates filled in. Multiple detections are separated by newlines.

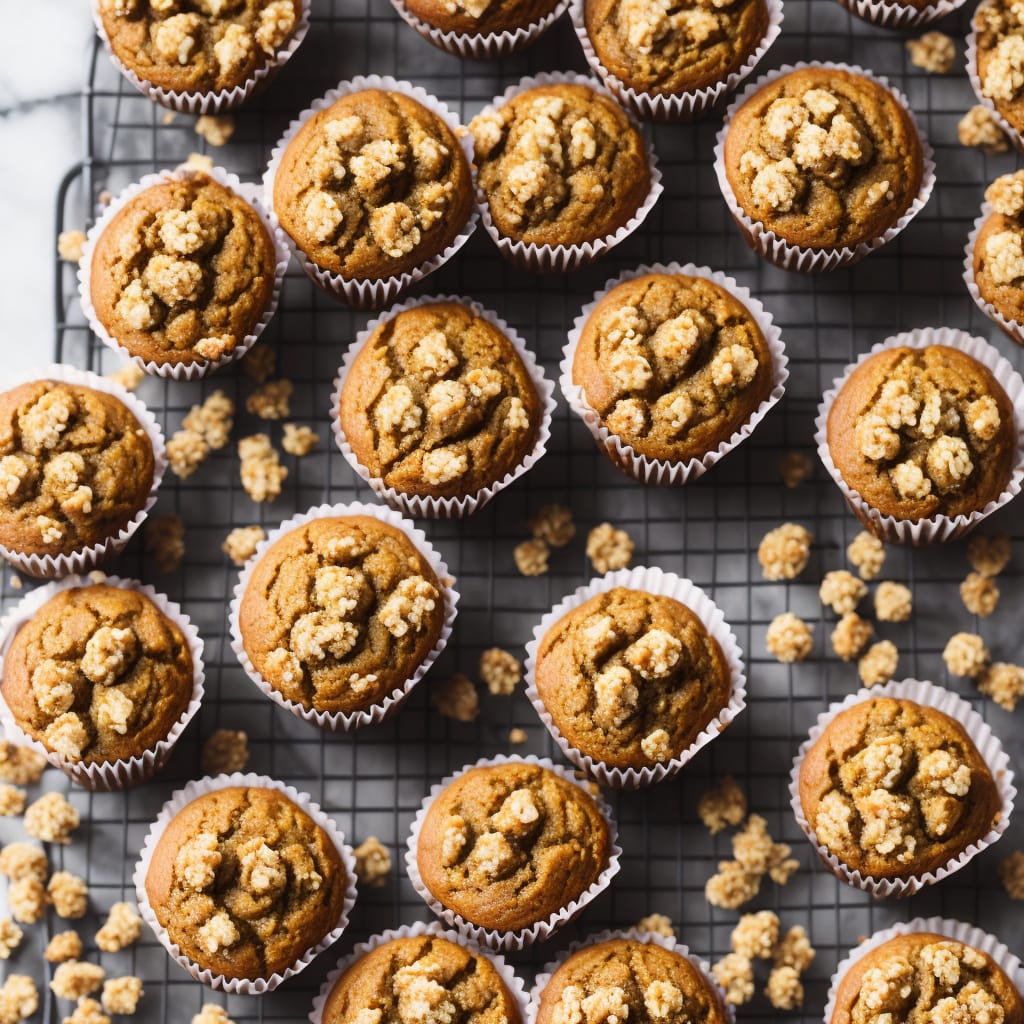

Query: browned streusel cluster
left=95, top=903, right=141, bottom=953
left=905, top=31, right=956, bottom=74
left=858, top=640, right=899, bottom=686
left=758, top=523, right=812, bottom=581
left=245, top=379, right=292, bottom=420
left=222, top=525, right=266, bottom=566
left=479, top=648, right=522, bottom=695
left=195, top=115, right=234, bottom=148
left=243, top=345, right=275, bottom=383
left=528, top=503, right=576, bottom=547
left=697, top=776, right=747, bottom=835
left=24, top=792, right=79, bottom=845
left=705, top=813, right=799, bottom=910
left=431, top=673, right=479, bottom=721
left=353, top=836, right=391, bottom=887
left=779, top=452, right=813, bottom=488
left=1001, top=849, right=1024, bottom=898
left=167, top=391, right=234, bottom=479
left=513, top=538, right=549, bottom=576
left=281, top=423, right=319, bottom=456
left=765, top=612, right=814, bottom=663
left=635, top=912, right=675, bottom=938
left=847, top=530, right=885, bottom=580
left=144, top=513, right=185, bottom=572
left=200, top=729, right=249, bottom=775
left=958, top=106, right=1010, bottom=153
left=587, top=522, right=635, bottom=574
left=0, top=785, right=26, bottom=818
left=192, top=1007, right=236, bottom=1024
left=0, top=744, right=46, bottom=787
left=58, top=230, right=87, bottom=264
left=238, top=434, right=288, bottom=502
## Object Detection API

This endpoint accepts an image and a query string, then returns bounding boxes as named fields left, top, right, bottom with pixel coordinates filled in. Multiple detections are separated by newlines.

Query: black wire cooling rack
left=1, top=1, right=1023, bottom=1021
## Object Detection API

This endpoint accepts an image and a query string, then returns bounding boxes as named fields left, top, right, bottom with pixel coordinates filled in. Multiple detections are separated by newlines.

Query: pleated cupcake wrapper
left=788, top=677, right=1016, bottom=900
left=527, top=928, right=734, bottom=1024
left=308, top=920, right=530, bottom=1024
left=474, top=71, right=664, bottom=273
left=0, top=574, right=204, bottom=791
left=78, top=165, right=291, bottom=381
left=814, top=326, right=1024, bottom=544
left=330, top=294, right=556, bottom=519
left=559, top=262, right=788, bottom=486
left=569, top=0, right=783, bottom=122
left=836, top=0, right=965, bottom=28
left=404, top=754, right=622, bottom=951
left=91, top=0, right=311, bottom=114
left=964, top=204, right=1024, bottom=347
left=227, top=501, right=458, bottom=731
left=966, top=19, right=1024, bottom=155
left=0, top=363, right=167, bottom=580
left=134, top=771, right=358, bottom=994
left=714, top=62, right=936, bottom=273
left=388, top=0, right=570, bottom=59
left=263, top=75, right=478, bottom=311
left=822, top=916, right=1024, bottom=1024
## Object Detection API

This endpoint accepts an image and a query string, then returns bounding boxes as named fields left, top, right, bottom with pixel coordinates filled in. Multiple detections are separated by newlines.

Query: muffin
left=968, top=170, right=1024, bottom=342
left=973, top=0, right=1024, bottom=147
left=837, top=0, right=965, bottom=29
left=401, top=0, right=562, bottom=34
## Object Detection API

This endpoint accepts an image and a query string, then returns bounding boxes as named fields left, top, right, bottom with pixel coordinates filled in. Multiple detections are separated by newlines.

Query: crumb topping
left=0, top=745, right=46, bottom=786
left=859, top=640, right=899, bottom=687
left=961, top=572, right=1000, bottom=616
left=51, top=962, right=105, bottom=1002
left=222, top=525, right=265, bottom=565
left=978, top=661, right=1024, bottom=710
left=1000, top=849, right=1024, bottom=897
left=586, top=522, right=635, bottom=574
left=95, top=903, right=141, bottom=953
left=943, top=632, right=990, bottom=678
left=101, top=977, right=142, bottom=1016
left=46, top=931, right=83, bottom=964
left=58, top=231, right=87, bottom=264
left=480, top=648, right=521, bottom=695
left=820, top=569, right=866, bottom=614
left=906, top=31, right=956, bottom=74
left=958, top=105, right=1010, bottom=153
left=24, top=792, right=79, bottom=844
left=766, top=612, right=813, bottom=663
left=529, top=503, right=575, bottom=547
left=200, top=728, right=249, bottom=774
left=697, top=776, right=746, bottom=834
left=875, top=581, right=913, bottom=622
left=245, top=379, right=292, bottom=420
left=431, top=673, right=480, bottom=722
left=967, top=531, right=1011, bottom=576
left=514, top=538, right=550, bottom=576
left=144, top=512, right=185, bottom=572
left=713, top=953, right=754, bottom=1006
left=847, top=530, right=885, bottom=580
left=758, top=523, right=811, bottom=580
left=48, top=872, right=88, bottom=919
left=238, top=433, right=287, bottom=502
left=636, top=913, right=675, bottom=938
left=353, top=836, right=391, bottom=887
left=281, top=423, right=318, bottom=456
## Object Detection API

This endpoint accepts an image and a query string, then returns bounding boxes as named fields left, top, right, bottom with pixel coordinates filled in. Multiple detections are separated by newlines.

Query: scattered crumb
left=242, top=345, right=276, bottom=383
left=586, top=522, right=634, bottom=574
left=731, top=911, right=780, bottom=960
left=200, top=729, right=249, bottom=775
left=978, top=662, right=1024, bottom=711
left=528, top=504, right=575, bottom=547
left=0, top=919, right=22, bottom=960
left=95, top=903, right=141, bottom=953
left=513, top=538, right=549, bottom=576
left=508, top=727, right=528, bottom=744
left=167, top=429, right=208, bottom=479
left=238, top=433, right=288, bottom=503
left=245, top=379, right=292, bottom=420
left=101, top=977, right=142, bottom=1016
left=194, top=114, right=234, bottom=146
left=98, top=190, right=113, bottom=207
left=766, top=966, right=804, bottom=1011
left=697, top=776, right=747, bottom=835
left=281, top=423, right=319, bottom=456
left=353, top=837, right=391, bottom=887
left=715, top=919, right=814, bottom=1009
left=765, top=613, right=814, bottom=663
left=0, top=843, right=48, bottom=882
left=48, top=872, right=88, bottom=919
left=705, top=859, right=760, bottom=909
left=758, top=523, right=812, bottom=581
left=144, top=513, right=185, bottom=572
left=831, top=612, right=873, bottom=661
left=775, top=926, right=815, bottom=972
left=431, top=674, right=479, bottom=722
left=185, top=152, right=214, bottom=171
left=0, top=743, right=47, bottom=785
left=479, top=648, right=521, bottom=695
left=967, top=532, right=1010, bottom=577
left=192, top=1006, right=235, bottom=1024
left=63, top=997, right=109, bottom=1024
left=705, top=814, right=796, bottom=909
left=183, top=391, right=234, bottom=449
left=0, top=975, right=38, bottom=1023
left=50, top=962, right=105, bottom=1001
left=0, top=785, right=25, bottom=817
left=906, top=31, right=956, bottom=73
left=24, top=792, right=79, bottom=844
left=8, top=574, right=22, bottom=591
left=1000, top=850, right=1024, bottom=898
left=8, top=877, right=46, bottom=924
left=858, top=640, right=899, bottom=687
left=819, top=570, right=866, bottom=614
left=222, top=525, right=266, bottom=566
left=161, top=111, right=176, bottom=126
left=961, top=572, right=1000, bottom=617
left=779, top=452, right=813, bottom=488
left=636, top=913, right=674, bottom=939
left=943, top=632, right=990, bottom=679
left=46, top=931, right=84, bottom=963
left=958, top=106, right=1009, bottom=154
left=713, top=953, right=754, bottom=1006
left=875, top=581, right=913, bottom=622
left=106, top=363, right=145, bottom=391
left=58, top=230, right=87, bottom=263
left=847, top=531, right=885, bottom=581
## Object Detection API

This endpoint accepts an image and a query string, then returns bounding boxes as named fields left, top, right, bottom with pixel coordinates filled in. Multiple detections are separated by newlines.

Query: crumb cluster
left=479, top=647, right=521, bottom=695
left=353, top=836, right=391, bottom=887
left=514, top=538, right=549, bottom=576
left=529, top=504, right=575, bottom=547
left=766, top=612, right=814, bottom=663
left=587, top=522, right=635, bottom=574
left=238, top=433, right=288, bottom=502
left=705, top=813, right=798, bottom=910
left=758, top=523, right=812, bottom=581
left=906, top=31, right=956, bottom=74
left=200, top=729, right=249, bottom=775
left=431, top=673, right=479, bottom=721
left=167, top=391, right=234, bottom=479
left=222, top=525, right=266, bottom=566
left=144, top=513, right=185, bottom=572
left=698, top=776, right=747, bottom=835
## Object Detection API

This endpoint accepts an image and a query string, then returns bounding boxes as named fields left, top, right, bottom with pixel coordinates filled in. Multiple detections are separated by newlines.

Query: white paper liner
left=964, top=204, right=1024, bottom=347
left=559, top=262, right=788, bottom=486
left=91, top=0, right=311, bottom=114
left=822, top=916, right=1024, bottom=1024
left=133, top=771, right=358, bottom=994
left=814, top=326, right=1024, bottom=544
left=330, top=294, right=556, bottom=518
left=77, top=165, right=291, bottom=381
left=527, top=928, right=735, bottom=1024
left=308, top=921, right=530, bottom=1024
left=788, top=678, right=1016, bottom=899
left=714, top=62, right=936, bottom=273
left=0, top=574, right=204, bottom=790
left=569, top=0, right=784, bottom=122
left=388, top=0, right=570, bottom=58
left=227, top=501, right=458, bottom=731
left=263, top=76, right=478, bottom=310
left=404, top=754, right=622, bottom=951
left=0, top=363, right=167, bottom=579
left=474, top=71, right=664, bottom=272
left=967, top=12, right=1024, bottom=155
left=836, top=0, right=965, bottom=28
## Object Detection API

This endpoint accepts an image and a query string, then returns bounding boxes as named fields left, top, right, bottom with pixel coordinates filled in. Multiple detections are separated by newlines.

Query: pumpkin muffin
left=469, top=82, right=651, bottom=248
left=0, top=381, right=155, bottom=560
left=798, top=696, right=1003, bottom=879
left=403, top=0, right=562, bottom=35
left=272, top=88, right=474, bottom=281
left=830, top=931, right=1024, bottom=1024
left=536, top=938, right=728, bottom=1024
left=415, top=761, right=611, bottom=933
left=237, top=514, right=446, bottom=716
left=1, top=583, right=193, bottom=766
left=144, top=785, right=347, bottom=980
left=723, top=66, right=925, bottom=251
left=339, top=301, right=543, bottom=500
left=972, top=170, right=1024, bottom=333
left=826, top=345, right=1017, bottom=522
left=974, top=0, right=1024, bottom=142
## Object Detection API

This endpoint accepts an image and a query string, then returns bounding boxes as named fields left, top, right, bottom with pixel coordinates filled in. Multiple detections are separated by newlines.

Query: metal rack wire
left=1, top=0, right=1023, bottom=1021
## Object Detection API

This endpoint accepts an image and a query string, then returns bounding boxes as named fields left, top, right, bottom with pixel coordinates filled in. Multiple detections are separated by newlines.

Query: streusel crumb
left=8, top=877, right=46, bottom=924
left=733, top=814, right=798, bottom=883
left=765, top=965, right=804, bottom=1010
left=847, top=531, right=885, bottom=580
left=95, top=903, right=141, bottom=953
left=766, top=613, right=814, bottom=663
left=779, top=452, right=813, bottom=488
left=697, top=776, right=747, bottom=835
left=705, top=859, right=760, bottom=909
left=101, top=977, right=142, bottom=1016
left=144, top=513, right=185, bottom=572
left=200, top=729, right=249, bottom=774
left=0, top=920, right=22, bottom=960
left=48, top=872, right=88, bottom=919
left=978, top=661, right=1024, bottom=711
left=528, top=504, right=575, bottom=547
left=775, top=925, right=815, bottom=972
left=106, top=363, right=145, bottom=392
left=636, top=913, right=674, bottom=938
left=46, top=931, right=83, bottom=963
left=8, top=574, right=21, bottom=591
left=967, top=531, right=1010, bottom=576
left=51, top=962, right=105, bottom=1001
left=63, top=996, right=109, bottom=1024
left=514, top=538, right=549, bottom=576
left=509, top=727, right=528, bottom=744
left=243, top=345, right=275, bottom=383
left=281, top=423, right=319, bottom=456
left=353, top=836, right=391, bottom=887
left=731, top=910, right=780, bottom=960
left=183, top=390, right=234, bottom=450
left=819, top=570, right=867, bottom=614
left=0, top=743, right=46, bottom=785
left=758, top=523, right=812, bottom=581
left=1000, top=850, right=1024, bottom=898
left=906, top=31, right=956, bottom=74
left=943, top=632, right=990, bottom=678
left=431, top=673, right=479, bottom=721
left=958, top=106, right=1009, bottom=153
left=245, top=379, right=292, bottom=420
left=192, top=1006, right=235, bottom=1024
left=831, top=612, right=873, bottom=661
left=713, top=953, right=754, bottom=1006
left=0, top=785, right=25, bottom=817
left=0, top=975, right=38, bottom=1023
left=875, top=581, right=913, bottom=622
left=185, top=152, right=214, bottom=172
left=195, top=115, right=234, bottom=147
left=24, top=792, right=79, bottom=844
left=167, top=428, right=208, bottom=479
left=961, top=572, right=1000, bottom=616
left=858, top=640, right=899, bottom=687
left=222, top=525, right=265, bottom=566
left=0, top=843, right=48, bottom=882
left=238, top=433, right=288, bottom=502
left=479, top=647, right=521, bottom=695
left=58, top=231, right=87, bottom=264
left=587, top=522, right=634, bottom=574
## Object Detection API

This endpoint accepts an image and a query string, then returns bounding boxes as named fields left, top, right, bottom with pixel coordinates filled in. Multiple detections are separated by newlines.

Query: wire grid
left=1, top=1, right=1023, bottom=1021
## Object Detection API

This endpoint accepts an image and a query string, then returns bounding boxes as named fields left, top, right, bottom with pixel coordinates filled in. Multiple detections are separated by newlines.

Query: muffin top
left=974, top=170, right=1024, bottom=324
left=826, top=345, right=1016, bottom=521
left=0, top=381, right=155, bottom=558
left=1, top=584, right=193, bottom=765
left=145, top=785, right=347, bottom=980
left=339, top=301, right=543, bottom=499
left=723, top=67, right=924, bottom=250
left=572, top=273, right=774, bottom=463
left=416, top=761, right=611, bottom=933
left=320, top=933, right=522, bottom=1024
left=799, top=697, right=1002, bottom=879
left=830, top=932, right=1024, bottom=1024
left=238, top=515, right=446, bottom=715
left=976, top=0, right=1024, bottom=134
left=97, top=0, right=301, bottom=94
left=584, top=0, right=770, bottom=96
left=404, top=0, right=562, bottom=35
left=90, top=173, right=277, bottom=367
left=536, top=939, right=728, bottom=1024
left=272, top=89, right=474, bottom=280
left=469, top=82, right=651, bottom=247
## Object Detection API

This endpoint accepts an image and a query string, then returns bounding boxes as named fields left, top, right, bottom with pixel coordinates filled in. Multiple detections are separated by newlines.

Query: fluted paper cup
left=964, top=204, right=1024, bottom=347
left=837, top=0, right=965, bottom=28
left=967, top=10, right=1024, bottom=155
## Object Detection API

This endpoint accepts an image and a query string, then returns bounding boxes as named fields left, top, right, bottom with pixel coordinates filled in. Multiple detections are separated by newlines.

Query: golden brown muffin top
left=469, top=83, right=651, bottom=247
left=976, top=0, right=1024, bottom=134
left=0, top=381, right=155, bottom=558
left=98, top=0, right=300, bottom=94
left=1, top=584, right=193, bottom=765
left=404, top=0, right=562, bottom=35
left=339, top=302, right=542, bottom=499
left=974, top=170, right=1024, bottom=326
left=272, top=89, right=474, bottom=280
left=321, top=933, right=522, bottom=1024
left=416, top=761, right=610, bottom=933
left=145, top=786, right=347, bottom=980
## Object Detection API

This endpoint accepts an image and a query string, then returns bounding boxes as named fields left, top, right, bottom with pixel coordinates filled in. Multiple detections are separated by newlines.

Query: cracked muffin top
left=144, top=785, right=347, bottom=980
left=799, top=697, right=1002, bottom=880
left=1, top=583, right=193, bottom=765
left=826, top=345, right=1016, bottom=521
left=572, top=273, right=774, bottom=463
left=238, top=514, right=446, bottom=715
left=584, top=0, right=770, bottom=97
left=723, top=67, right=924, bottom=250
left=975, top=0, right=1024, bottom=136
left=339, top=301, right=543, bottom=499
left=469, top=82, right=651, bottom=247
left=97, top=0, right=302, bottom=95
left=272, top=89, right=474, bottom=280
left=974, top=170, right=1024, bottom=326
left=830, top=932, right=1024, bottom=1024
left=404, top=0, right=562, bottom=35
left=534, top=587, right=732, bottom=771
left=320, top=932, right=523, bottom=1024
left=416, top=761, right=611, bottom=933
left=89, top=173, right=277, bottom=367
left=0, top=381, right=155, bottom=559
left=536, top=938, right=728, bottom=1024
